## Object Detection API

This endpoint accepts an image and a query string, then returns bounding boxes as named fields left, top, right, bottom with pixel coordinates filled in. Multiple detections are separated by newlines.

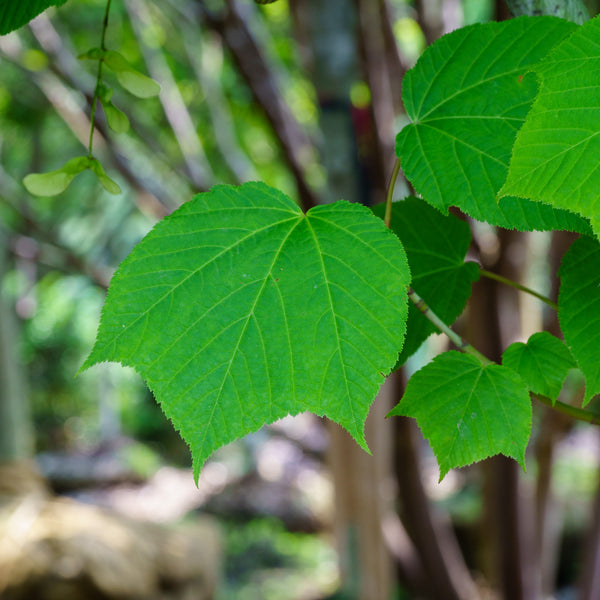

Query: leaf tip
left=583, top=388, right=597, bottom=408
left=76, top=350, right=106, bottom=376
left=193, top=458, right=203, bottom=487
left=438, top=466, right=450, bottom=483
left=344, top=421, right=371, bottom=456
left=386, top=404, right=403, bottom=419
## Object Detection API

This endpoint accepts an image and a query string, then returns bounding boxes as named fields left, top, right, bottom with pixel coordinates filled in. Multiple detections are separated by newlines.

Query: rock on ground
left=0, top=460, right=221, bottom=600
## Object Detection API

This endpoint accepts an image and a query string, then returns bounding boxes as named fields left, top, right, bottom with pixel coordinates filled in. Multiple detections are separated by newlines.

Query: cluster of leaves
left=84, top=14, right=600, bottom=480
left=8, top=2, right=600, bottom=481
left=20, top=2, right=161, bottom=197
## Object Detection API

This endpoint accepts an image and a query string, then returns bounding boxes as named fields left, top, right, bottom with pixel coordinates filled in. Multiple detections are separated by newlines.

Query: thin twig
left=126, top=0, right=212, bottom=190
left=384, top=158, right=401, bottom=228
left=480, top=268, right=558, bottom=311
left=407, top=287, right=491, bottom=363
left=88, top=0, right=112, bottom=157
left=197, top=0, right=319, bottom=209
left=534, top=393, right=600, bottom=426
left=384, top=158, right=489, bottom=362
left=22, top=16, right=188, bottom=213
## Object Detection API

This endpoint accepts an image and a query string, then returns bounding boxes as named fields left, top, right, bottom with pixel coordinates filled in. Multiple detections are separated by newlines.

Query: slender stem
left=407, top=287, right=492, bottom=365
left=533, top=393, right=600, bottom=426
left=480, top=268, right=559, bottom=311
left=384, top=158, right=401, bottom=228
left=88, top=0, right=113, bottom=157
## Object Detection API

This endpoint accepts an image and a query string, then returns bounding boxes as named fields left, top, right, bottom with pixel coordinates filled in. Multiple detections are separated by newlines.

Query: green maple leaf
left=0, top=0, right=67, bottom=35
left=500, top=15, right=600, bottom=240
left=559, top=236, right=600, bottom=405
left=502, top=332, right=575, bottom=402
left=82, top=182, right=410, bottom=479
left=396, top=16, right=590, bottom=234
left=389, top=351, right=532, bottom=479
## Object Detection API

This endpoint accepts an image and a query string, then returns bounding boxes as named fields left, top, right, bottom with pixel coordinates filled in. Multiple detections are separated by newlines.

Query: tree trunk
left=0, top=227, right=34, bottom=462
left=394, top=409, right=479, bottom=599
left=579, top=447, right=600, bottom=600
left=197, top=0, right=319, bottom=210
left=468, top=228, right=536, bottom=599
left=504, top=0, right=589, bottom=21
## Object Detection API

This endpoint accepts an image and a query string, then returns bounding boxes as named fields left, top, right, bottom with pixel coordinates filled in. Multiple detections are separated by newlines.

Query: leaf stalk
left=407, top=287, right=492, bottom=364
left=384, top=158, right=401, bottom=229
left=533, top=393, right=600, bottom=426
left=88, top=0, right=113, bottom=157
left=479, top=268, right=558, bottom=310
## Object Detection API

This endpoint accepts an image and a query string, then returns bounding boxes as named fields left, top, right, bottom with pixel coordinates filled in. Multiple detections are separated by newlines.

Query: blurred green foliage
left=219, top=517, right=339, bottom=600
left=0, top=0, right=320, bottom=455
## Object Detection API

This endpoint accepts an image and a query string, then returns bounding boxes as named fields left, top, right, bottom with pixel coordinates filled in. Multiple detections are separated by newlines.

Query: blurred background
left=1, top=0, right=600, bottom=598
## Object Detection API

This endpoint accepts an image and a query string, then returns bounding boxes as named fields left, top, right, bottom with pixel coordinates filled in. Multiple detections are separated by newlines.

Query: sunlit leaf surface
left=501, top=16, right=600, bottom=239
left=390, top=351, right=531, bottom=479
left=503, top=332, right=575, bottom=402
left=83, top=183, right=410, bottom=478
left=559, top=236, right=600, bottom=404
left=397, top=17, right=590, bottom=233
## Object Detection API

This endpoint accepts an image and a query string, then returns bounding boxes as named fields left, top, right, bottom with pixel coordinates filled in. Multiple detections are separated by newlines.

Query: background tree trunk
left=505, top=0, right=589, bottom=21
left=0, top=227, right=34, bottom=462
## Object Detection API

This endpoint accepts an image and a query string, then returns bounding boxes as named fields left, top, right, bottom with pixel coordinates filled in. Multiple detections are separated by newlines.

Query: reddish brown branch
left=197, top=0, right=318, bottom=210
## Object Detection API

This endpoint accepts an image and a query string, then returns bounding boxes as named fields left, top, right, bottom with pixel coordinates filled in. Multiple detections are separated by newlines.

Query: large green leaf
left=389, top=351, right=532, bottom=479
left=83, top=183, right=410, bottom=478
left=0, top=0, right=67, bottom=35
left=558, top=236, right=600, bottom=404
left=500, top=16, right=600, bottom=239
left=396, top=16, right=590, bottom=234
left=374, top=198, right=479, bottom=365
left=502, top=332, right=575, bottom=402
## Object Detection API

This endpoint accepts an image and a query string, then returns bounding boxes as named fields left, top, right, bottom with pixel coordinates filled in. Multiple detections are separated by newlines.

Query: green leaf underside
left=115, top=70, right=161, bottom=98
left=558, top=237, right=600, bottom=405
left=102, top=100, right=130, bottom=133
left=396, top=16, right=590, bottom=234
left=23, top=156, right=90, bottom=196
left=0, top=0, right=67, bottom=35
left=373, top=198, right=479, bottom=365
left=80, top=49, right=161, bottom=98
left=502, top=332, right=575, bottom=401
left=82, top=182, right=410, bottom=479
left=88, top=159, right=122, bottom=194
left=389, top=351, right=531, bottom=480
left=103, top=50, right=161, bottom=98
left=23, top=157, right=121, bottom=196
left=501, top=16, right=600, bottom=239
left=97, top=84, right=129, bottom=133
